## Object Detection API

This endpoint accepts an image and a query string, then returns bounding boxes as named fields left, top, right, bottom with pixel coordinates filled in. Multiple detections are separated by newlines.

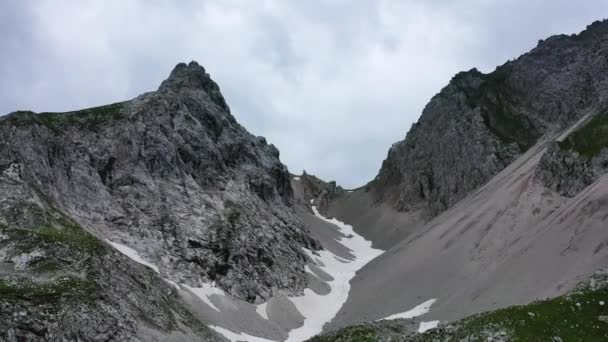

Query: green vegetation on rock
left=0, top=276, right=97, bottom=303
left=1, top=204, right=104, bottom=254
left=559, top=112, right=608, bottom=159
left=6, top=102, right=125, bottom=132
left=419, top=288, right=608, bottom=341
left=309, top=272, right=608, bottom=342
left=308, top=325, right=378, bottom=342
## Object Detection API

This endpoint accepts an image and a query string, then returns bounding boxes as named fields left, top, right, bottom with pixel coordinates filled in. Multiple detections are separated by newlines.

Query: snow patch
left=256, top=302, right=269, bottom=320
left=418, top=320, right=440, bottom=333
left=210, top=325, right=276, bottom=342
left=293, top=177, right=301, bottom=181
left=182, top=283, right=225, bottom=312
left=285, top=206, right=384, bottom=341
left=106, top=239, right=159, bottom=273
left=378, top=298, right=437, bottom=321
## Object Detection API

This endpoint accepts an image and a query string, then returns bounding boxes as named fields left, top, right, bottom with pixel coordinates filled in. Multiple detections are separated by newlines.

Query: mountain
left=371, top=19, right=608, bottom=217
left=312, top=19, right=608, bottom=338
left=0, top=61, right=321, bottom=340
left=318, top=20, right=608, bottom=250
left=3, top=19, right=608, bottom=342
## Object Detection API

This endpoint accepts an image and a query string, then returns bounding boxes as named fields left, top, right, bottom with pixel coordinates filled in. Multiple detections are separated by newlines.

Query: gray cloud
left=1, top=1, right=607, bottom=187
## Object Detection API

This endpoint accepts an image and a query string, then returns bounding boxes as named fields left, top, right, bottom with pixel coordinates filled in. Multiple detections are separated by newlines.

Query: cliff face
left=0, top=163, right=220, bottom=341
left=371, top=20, right=608, bottom=218
left=0, top=61, right=321, bottom=337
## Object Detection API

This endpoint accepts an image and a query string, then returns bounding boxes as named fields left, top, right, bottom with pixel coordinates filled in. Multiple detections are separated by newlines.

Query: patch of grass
left=31, top=259, right=63, bottom=273
left=559, top=112, right=608, bottom=159
left=6, top=102, right=125, bottom=132
left=312, top=272, right=608, bottom=342
left=0, top=276, right=97, bottom=303
left=420, top=286, right=608, bottom=341
left=307, top=325, right=378, bottom=342
left=1, top=203, right=104, bottom=254
left=4, top=223, right=103, bottom=254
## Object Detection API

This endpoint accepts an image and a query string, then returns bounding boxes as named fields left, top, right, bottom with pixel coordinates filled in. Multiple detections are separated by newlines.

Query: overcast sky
left=1, top=1, right=607, bottom=187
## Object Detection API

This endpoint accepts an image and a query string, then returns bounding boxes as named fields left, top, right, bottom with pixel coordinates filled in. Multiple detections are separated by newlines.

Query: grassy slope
left=560, top=112, right=608, bottom=159
left=4, top=102, right=126, bottom=132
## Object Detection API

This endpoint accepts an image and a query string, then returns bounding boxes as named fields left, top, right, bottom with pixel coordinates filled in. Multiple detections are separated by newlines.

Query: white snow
left=285, top=206, right=384, bottom=342
left=209, top=326, right=276, bottom=342
left=377, top=298, right=437, bottom=321
left=310, top=198, right=314, bottom=204
left=182, top=283, right=225, bottom=312
left=256, top=302, right=269, bottom=320
left=418, top=320, right=440, bottom=333
left=293, top=177, right=301, bottom=181
left=106, top=239, right=159, bottom=273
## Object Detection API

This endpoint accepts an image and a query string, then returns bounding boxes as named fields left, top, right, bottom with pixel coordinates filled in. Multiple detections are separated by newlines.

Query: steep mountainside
left=327, top=124, right=608, bottom=330
left=0, top=61, right=321, bottom=340
left=316, top=21, right=608, bottom=336
left=371, top=20, right=608, bottom=219
left=316, top=20, right=608, bottom=251
left=0, top=164, right=219, bottom=341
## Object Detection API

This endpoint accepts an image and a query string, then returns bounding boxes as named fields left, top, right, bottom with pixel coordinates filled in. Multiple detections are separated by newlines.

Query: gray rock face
left=535, top=110, right=608, bottom=197
left=0, top=164, right=220, bottom=341
left=314, top=181, right=345, bottom=214
left=534, top=142, right=597, bottom=197
left=0, top=61, right=320, bottom=309
left=371, top=20, right=608, bottom=218
left=292, top=171, right=328, bottom=207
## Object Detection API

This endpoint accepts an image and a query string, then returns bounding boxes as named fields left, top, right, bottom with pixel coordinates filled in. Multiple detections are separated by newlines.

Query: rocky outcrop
left=535, top=142, right=597, bottom=197
left=293, top=171, right=328, bottom=206
left=371, top=20, right=608, bottom=218
left=535, top=111, right=608, bottom=197
left=0, top=60, right=320, bottom=311
left=314, top=181, right=345, bottom=214
left=0, top=163, right=220, bottom=341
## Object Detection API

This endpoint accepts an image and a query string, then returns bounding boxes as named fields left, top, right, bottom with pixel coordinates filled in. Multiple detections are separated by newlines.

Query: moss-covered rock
left=5, top=102, right=126, bottom=132
left=559, top=111, right=608, bottom=159
left=1, top=203, right=104, bottom=255
left=308, top=325, right=378, bottom=342
left=0, top=276, right=97, bottom=303
left=417, top=275, right=608, bottom=341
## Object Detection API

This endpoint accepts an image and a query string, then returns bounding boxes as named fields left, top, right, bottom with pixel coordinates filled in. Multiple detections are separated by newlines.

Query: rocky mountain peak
left=370, top=19, right=608, bottom=218
left=159, top=60, right=230, bottom=113
left=0, top=61, right=321, bottom=307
